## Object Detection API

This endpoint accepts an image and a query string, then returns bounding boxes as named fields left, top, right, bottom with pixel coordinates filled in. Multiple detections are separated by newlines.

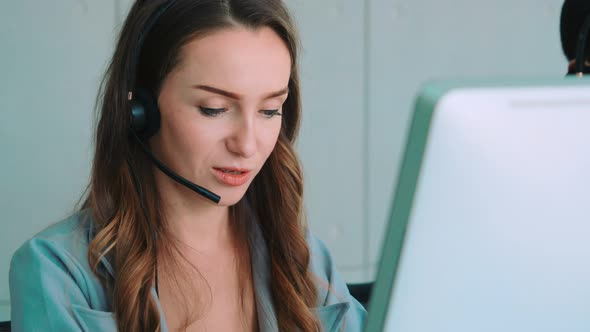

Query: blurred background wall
left=0, top=0, right=566, bottom=320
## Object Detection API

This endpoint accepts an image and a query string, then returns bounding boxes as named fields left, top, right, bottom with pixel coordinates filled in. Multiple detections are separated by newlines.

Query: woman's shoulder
left=9, top=210, right=115, bottom=330
left=10, top=210, right=98, bottom=280
left=13, top=210, right=93, bottom=262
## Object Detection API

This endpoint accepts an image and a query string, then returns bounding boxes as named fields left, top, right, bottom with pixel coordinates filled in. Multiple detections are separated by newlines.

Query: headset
left=127, top=0, right=221, bottom=204
left=571, top=12, right=590, bottom=77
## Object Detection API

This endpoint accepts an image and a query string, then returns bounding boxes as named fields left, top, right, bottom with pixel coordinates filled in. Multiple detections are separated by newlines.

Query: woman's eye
left=199, top=107, right=226, bottom=117
left=261, top=109, right=282, bottom=118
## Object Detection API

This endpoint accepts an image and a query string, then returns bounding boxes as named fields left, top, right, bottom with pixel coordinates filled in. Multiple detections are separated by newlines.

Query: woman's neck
left=156, top=172, right=233, bottom=253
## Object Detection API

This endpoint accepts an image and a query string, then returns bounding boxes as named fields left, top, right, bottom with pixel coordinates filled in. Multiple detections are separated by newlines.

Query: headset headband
left=128, top=0, right=179, bottom=100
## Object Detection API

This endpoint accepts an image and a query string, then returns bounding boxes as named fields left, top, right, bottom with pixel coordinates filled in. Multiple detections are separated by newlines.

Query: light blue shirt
left=9, top=210, right=366, bottom=331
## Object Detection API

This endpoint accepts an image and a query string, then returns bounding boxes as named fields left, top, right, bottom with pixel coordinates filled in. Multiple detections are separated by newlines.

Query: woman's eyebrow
left=263, top=87, right=289, bottom=99
left=192, top=84, right=289, bottom=100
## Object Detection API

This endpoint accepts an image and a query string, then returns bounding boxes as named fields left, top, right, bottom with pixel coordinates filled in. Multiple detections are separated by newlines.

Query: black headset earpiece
left=128, top=0, right=178, bottom=139
left=130, top=87, right=160, bottom=140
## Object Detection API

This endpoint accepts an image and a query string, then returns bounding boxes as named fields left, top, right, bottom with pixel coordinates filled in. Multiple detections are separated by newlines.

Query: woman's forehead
left=170, top=27, right=292, bottom=95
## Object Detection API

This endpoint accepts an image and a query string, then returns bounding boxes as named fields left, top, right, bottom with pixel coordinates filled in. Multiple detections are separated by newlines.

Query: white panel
left=0, top=0, right=116, bottom=318
left=368, top=0, right=568, bottom=266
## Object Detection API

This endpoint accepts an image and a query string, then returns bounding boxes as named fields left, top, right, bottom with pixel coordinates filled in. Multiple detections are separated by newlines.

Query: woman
left=9, top=0, right=367, bottom=331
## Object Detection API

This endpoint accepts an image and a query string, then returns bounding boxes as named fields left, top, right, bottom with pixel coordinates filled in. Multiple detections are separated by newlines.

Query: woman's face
left=152, top=27, right=291, bottom=206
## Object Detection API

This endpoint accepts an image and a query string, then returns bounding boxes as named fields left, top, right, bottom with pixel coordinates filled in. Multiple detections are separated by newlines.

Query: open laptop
left=365, top=79, right=590, bottom=332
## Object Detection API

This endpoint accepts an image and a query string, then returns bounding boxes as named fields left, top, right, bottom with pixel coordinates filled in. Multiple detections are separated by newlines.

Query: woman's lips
left=212, top=167, right=252, bottom=186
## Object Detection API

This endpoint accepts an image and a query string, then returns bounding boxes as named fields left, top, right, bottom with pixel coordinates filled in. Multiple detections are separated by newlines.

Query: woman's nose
left=226, top=116, right=257, bottom=158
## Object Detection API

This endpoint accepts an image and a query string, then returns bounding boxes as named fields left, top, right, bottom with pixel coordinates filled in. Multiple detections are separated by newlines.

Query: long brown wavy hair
left=83, top=0, right=320, bottom=331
